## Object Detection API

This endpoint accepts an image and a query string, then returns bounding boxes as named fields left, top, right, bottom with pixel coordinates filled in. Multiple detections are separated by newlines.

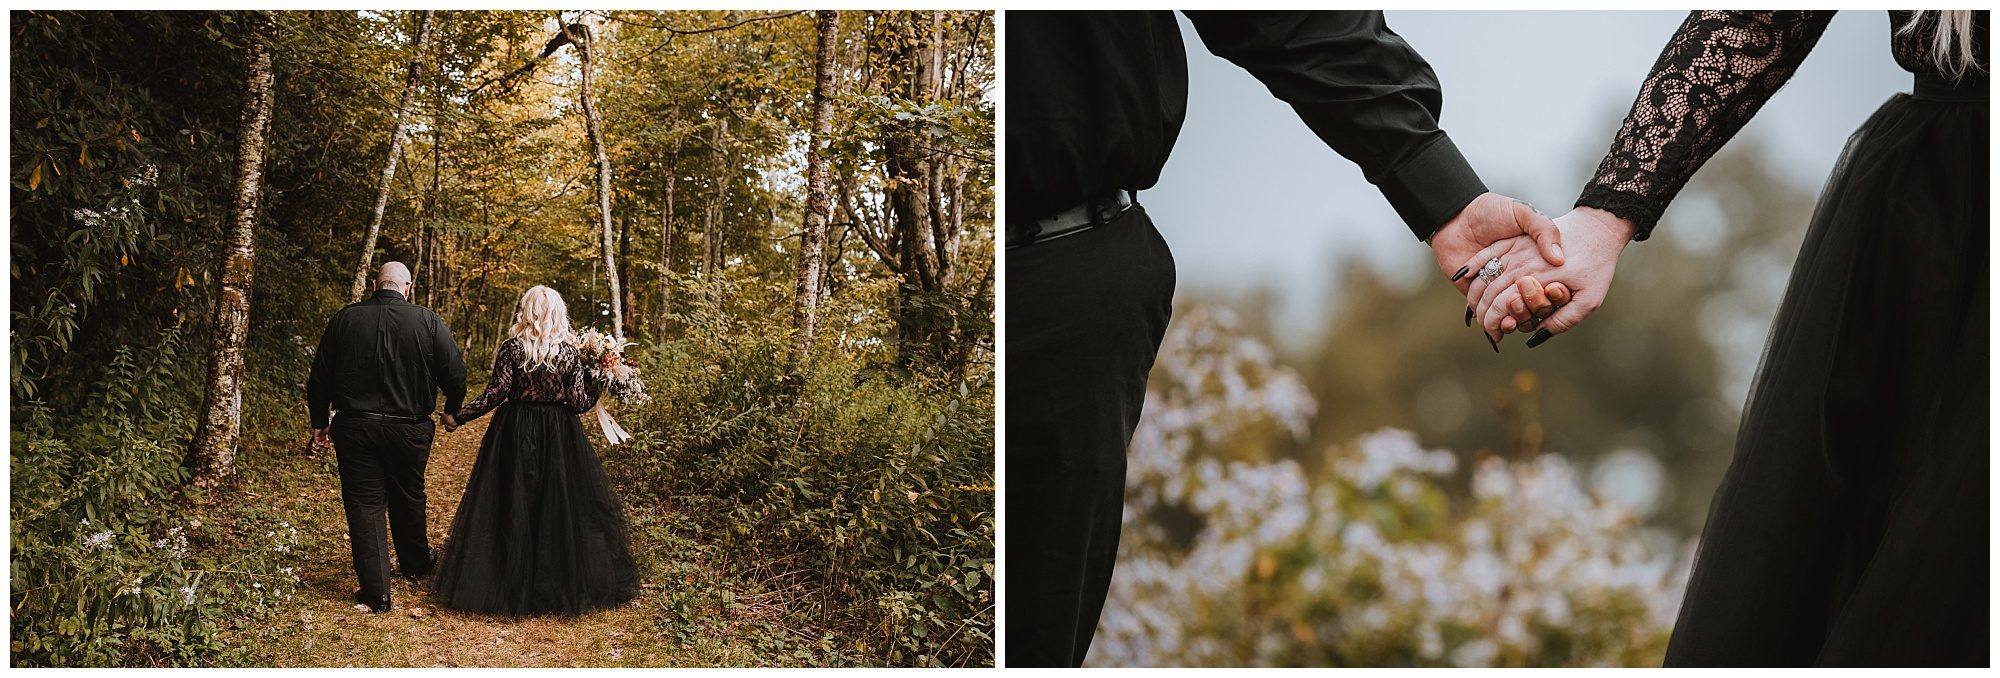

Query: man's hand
left=1431, top=192, right=1566, bottom=295
left=440, top=413, right=458, bottom=433
left=310, top=427, right=331, bottom=456
left=1464, top=207, right=1637, bottom=346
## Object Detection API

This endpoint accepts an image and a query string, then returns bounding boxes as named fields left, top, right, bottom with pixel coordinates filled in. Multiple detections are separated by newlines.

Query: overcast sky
left=1145, top=10, right=1910, bottom=343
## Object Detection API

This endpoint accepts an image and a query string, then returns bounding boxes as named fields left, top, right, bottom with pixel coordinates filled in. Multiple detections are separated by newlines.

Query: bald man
left=306, top=261, right=467, bottom=613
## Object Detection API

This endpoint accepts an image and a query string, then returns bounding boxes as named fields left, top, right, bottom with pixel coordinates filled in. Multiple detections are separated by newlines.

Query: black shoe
left=399, top=547, right=439, bottom=581
left=354, top=589, right=392, bottom=613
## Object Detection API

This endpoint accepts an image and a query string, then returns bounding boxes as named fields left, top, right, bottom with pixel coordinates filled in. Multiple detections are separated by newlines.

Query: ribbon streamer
left=594, top=401, right=631, bottom=445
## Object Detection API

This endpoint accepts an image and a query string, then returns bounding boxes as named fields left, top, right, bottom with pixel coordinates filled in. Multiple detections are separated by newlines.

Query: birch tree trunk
left=416, top=56, right=446, bottom=305
left=415, top=101, right=441, bottom=303
left=348, top=10, right=435, bottom=302
left=789, top=10, right=839, bottom=369
left=189, top=11, right=278, bottom=489
left=571, top=22, right=625, bottom=339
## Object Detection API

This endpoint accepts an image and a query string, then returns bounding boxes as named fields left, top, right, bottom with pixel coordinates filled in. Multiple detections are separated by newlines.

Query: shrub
left=10, top=330, right=303, bottom=667
left=602, top=280, right=994, bottom=667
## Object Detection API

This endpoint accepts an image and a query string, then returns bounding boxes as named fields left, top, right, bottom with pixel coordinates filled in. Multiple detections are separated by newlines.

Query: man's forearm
left=1183, top=11, right=1485, bottom=240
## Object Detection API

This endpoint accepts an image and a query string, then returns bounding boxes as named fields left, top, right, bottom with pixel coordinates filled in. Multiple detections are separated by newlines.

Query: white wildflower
left=1090, top=309, right=1696, bottom=668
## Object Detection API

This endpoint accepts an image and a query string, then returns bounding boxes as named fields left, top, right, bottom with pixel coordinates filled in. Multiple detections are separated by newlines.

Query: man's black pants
left=330, top=415, right=435, bottom=600
left=1006, top=206, right=1175, bottom=667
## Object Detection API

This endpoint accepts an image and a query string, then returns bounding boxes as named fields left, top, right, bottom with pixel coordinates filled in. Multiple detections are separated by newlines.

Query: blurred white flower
left=1091, top=308, right=1695, bottom=667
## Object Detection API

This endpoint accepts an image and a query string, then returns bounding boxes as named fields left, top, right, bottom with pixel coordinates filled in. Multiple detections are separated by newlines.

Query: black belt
left=339, top=410, right=428, bottom=424
left=1007, top=190, right=1138, bottom=250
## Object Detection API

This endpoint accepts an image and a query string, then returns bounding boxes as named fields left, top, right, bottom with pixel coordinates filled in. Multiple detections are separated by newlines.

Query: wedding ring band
left=1478, top=257, right=1504, bottom=283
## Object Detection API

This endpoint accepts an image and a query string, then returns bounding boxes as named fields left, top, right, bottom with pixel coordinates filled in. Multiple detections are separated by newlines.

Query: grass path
left=216, top=415, right=855, bottom=667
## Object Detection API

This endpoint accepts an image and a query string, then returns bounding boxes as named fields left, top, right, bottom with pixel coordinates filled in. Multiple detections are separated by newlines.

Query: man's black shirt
left=1007, top=10, right=1488, bottom=240
left=307, top=289, right=467, bottom=428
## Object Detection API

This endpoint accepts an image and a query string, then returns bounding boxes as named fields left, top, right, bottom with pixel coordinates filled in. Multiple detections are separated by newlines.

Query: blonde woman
left=1466, top=11, right=1986, bottom=665
left=433, top=285, right=638, bottom=616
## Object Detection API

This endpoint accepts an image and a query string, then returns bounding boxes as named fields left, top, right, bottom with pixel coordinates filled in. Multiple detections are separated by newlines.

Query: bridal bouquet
left=575, top=328, right=649, bottom=444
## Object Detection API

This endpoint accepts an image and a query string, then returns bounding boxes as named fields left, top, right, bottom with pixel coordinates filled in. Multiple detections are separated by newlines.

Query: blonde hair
left=507, top=285, right=572, bottom=372
left=1899, top=10, right=1985, bottom=79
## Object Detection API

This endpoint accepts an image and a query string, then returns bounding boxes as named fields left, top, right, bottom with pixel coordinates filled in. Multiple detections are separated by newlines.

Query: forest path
left=220, top=414, right=840, bottom=667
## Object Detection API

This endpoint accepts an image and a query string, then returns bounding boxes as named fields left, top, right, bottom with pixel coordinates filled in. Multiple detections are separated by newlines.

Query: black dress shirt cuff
left=1372, top=133, right=1488, bottom=242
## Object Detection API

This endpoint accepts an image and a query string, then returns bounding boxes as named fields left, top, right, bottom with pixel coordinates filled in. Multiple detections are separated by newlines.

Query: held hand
left=310, top=427, right=331, bottom=456
left=1512, top=275, right=1573, bottom=335
left=1464, top=207, right=1637, bottom=346
left=1431, top=192, right=1566, bottom=295
left=440, top=413, right=458, bottom=433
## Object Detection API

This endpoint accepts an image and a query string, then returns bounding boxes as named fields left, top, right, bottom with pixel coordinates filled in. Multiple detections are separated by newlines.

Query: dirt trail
left=232, top=417, right=685, bottom=667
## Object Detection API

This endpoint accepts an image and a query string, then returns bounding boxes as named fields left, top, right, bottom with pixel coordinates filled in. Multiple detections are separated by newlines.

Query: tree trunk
left=416, top=98, right=442, bottom=304
left=701, top=194, right=717, bottom=282
left=189, top=11, right=278, bottom=489
left=658, top=143, right=678, bottom=336
left=417, top=48, right=447, bottom=306
left=618, top=213, right=634, bottom=337
left=349, top=10, right=435, bottom=302
left=571, top=22, right=624, bottom=339
left=703, top=117, right=728, bottom=285
left=865, top=11, right=952, bottom=367
left=789, top=10, right=839, bottom=370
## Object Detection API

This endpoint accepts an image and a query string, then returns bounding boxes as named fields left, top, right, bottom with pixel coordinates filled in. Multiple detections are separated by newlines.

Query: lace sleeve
left=1577, top=11, right=1835, bottom=240
left=455, top=339, right=520, bottom=423
left=565, top=344, right=603, bottom=414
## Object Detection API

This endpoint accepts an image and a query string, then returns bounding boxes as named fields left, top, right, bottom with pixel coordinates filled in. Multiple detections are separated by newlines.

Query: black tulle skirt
left=1665, top=81, right=1988, bottom=666
left=433, top=401, right=639, bottom=617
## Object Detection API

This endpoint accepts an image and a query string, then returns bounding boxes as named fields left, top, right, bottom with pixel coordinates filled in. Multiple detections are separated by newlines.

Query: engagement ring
left=1478, top=257, right=1504, bottom=283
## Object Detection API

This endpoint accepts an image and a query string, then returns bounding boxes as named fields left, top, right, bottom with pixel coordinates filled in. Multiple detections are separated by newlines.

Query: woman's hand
left=1463, top=207, right=1636, bottom=347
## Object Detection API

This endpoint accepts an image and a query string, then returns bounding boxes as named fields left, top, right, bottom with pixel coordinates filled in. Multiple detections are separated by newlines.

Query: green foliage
left=10, top=331, right=303, bottom=667
left=10, top=10, right=245, bottom=403
left=604, top=278, right=993, bottom=667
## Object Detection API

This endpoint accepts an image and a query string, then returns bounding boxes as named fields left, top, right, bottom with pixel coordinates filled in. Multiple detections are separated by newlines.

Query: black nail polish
left=1526, top=329, right=1554, bottom=348
left=1451, top=266, right=1470, bottom=282
left=1534, top=306, right=1555, bottom=320
left=1464, top=307, right=1474, bottom=326
left=1487, top=333, right=1500, bottom=353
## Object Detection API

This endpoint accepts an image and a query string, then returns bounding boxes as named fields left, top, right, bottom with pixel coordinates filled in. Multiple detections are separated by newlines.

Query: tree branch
left=465, top=24, right=581, bottom=98
left=595, top=10, right=805, bottom=35
left=840, top=180, right=901, bottom=273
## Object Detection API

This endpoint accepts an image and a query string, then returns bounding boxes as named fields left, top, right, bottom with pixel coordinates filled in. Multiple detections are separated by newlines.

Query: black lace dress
left=1577, top=11, right=1987, bottom=666
left=432, top=336, right=639, bottom=617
